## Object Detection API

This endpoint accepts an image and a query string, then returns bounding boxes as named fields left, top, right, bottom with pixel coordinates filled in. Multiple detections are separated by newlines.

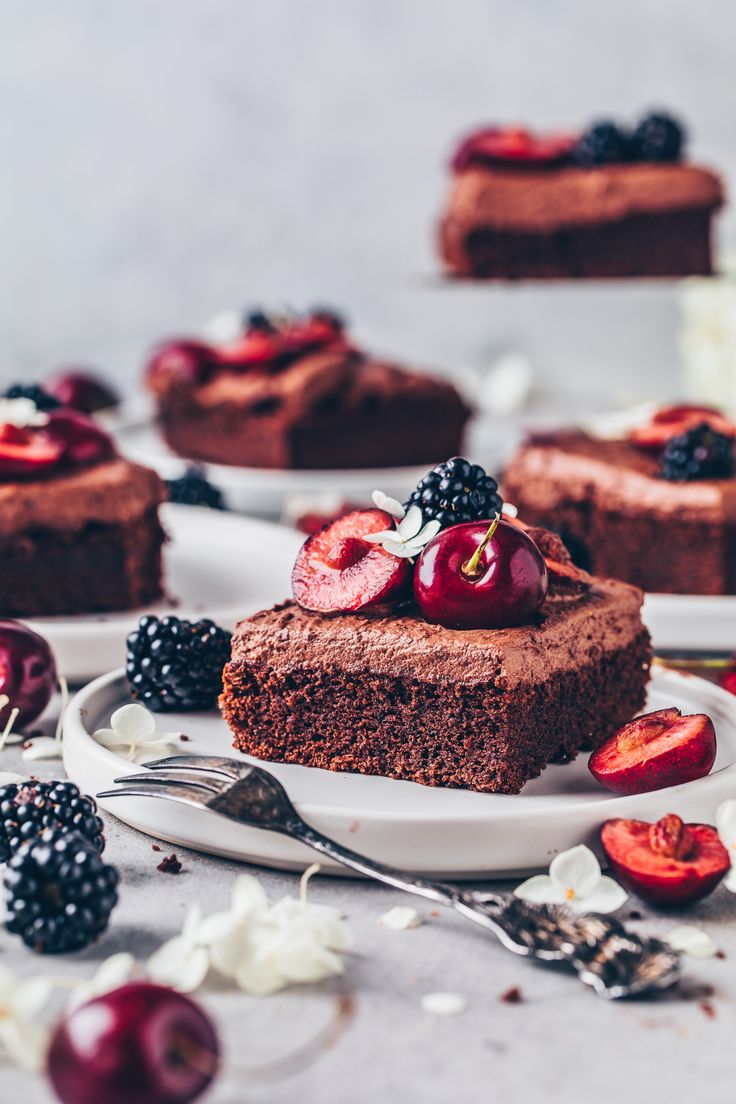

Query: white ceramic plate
left=114, top=419, right=504, bottom=519
left=643, top=593, right=736, bottom=653
left=27, top=504, right=302, bottom=684
left=63, top=667, right=736, bottom=879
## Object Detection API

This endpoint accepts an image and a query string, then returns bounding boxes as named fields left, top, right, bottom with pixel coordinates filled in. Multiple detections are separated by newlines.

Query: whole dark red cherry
left=45, top=409, right=116, bottom=466
left=145, top=340, right=216, bottom=388
left=47, top=370, right=119, bottom=413
left=414, top=518, right=548, bottom=629
left=0, top=620, right=57, bottom=727
left=47, top=982, right=220, bottom=1104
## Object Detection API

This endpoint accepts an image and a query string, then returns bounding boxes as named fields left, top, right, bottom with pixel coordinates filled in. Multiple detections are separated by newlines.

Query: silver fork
left=98, top=754, right=681, bottom=1000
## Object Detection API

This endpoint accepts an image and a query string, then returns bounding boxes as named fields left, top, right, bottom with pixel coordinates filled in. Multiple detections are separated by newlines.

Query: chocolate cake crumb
left=628, top=909, right=644, bottom=920
left=700, top=1000, right=717, bottom=1020
left=157, top=853, right=183, bottom=874
left=500, top=986, right=523, bottom=1004
left=179, top=733, right=191, bottom=742
left=151, top=844, right=162, bottom=852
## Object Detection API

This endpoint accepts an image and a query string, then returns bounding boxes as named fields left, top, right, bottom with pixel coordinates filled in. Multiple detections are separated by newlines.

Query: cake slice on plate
left=145, top=308, right=470, bottom=470
left=0, top=390, right=165, bottom=616
left=221, top=458, right=651, bottom=794
left=502, top=404, right=736, bottom=594
left=438, top=111, right=724, bottom=280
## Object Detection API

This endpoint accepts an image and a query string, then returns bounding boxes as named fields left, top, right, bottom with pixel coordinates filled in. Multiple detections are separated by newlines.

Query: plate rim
left=64, top=665, right=736, bottom=826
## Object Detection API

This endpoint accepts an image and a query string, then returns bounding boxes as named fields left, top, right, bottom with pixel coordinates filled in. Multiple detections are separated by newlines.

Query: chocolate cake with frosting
left=220, top=457, right=651, bottom=795
left=146, top=310, right=470, bottom=470
left=438, top=113, right=724, bottom=280
left=0, top=394, right=165, bottom=616
left=502, top=407, right=736, bottom=594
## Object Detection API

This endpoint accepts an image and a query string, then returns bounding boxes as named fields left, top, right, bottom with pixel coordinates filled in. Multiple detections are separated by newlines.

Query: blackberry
left=310, top=306, right=345, bottom=330
left=660, top=423, right=735, bottom=482
left=0, top=780, right=105, bottom=863
left=4, top=829, right=118, bottom=954
left=405, top=456, right=503, bottom=530
left=126, top=614, right=232, bottom=712
left=630, top=112, right=684, bottom=163
left=166, top=467, right=225, bottom=510
left=3, top=383, right=61, bottom=410
left=572, top=121, right=629, bottom=166
left=246, top=309, right=276, bottom=332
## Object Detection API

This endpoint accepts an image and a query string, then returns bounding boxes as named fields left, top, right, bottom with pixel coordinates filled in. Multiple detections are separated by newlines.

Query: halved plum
left=601, top=815, right=730, bottom=906
left=292, top=509, right=410, bottom=614
left=589, top=708, right=716, bottom=795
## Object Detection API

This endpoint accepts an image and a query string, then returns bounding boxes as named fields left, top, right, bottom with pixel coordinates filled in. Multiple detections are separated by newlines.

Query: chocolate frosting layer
left=503, top=432, right=736, bottom=524
left=231, top=579, right=646, bottom=691
left=442, top=162, right=723, bottom=233
left=153, top=347, right=467, bottom=419
left=0, top=459, right=165, bottom=537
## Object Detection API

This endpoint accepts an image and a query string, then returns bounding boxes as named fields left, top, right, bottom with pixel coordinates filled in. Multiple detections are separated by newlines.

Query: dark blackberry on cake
left=572, top=121, right=630, bottom=166
left=4, top=829, right=118, bottom=954
left=660, top=423, right=735, bottom=482
left=166, top=467, right=225, bottom=510
left=3, top=383, right=61, bottom=410
left=630, top=112, right=684, bottom=163
left=0, top=780, right=104, bottom=863
left=127, top=614, right=232, bottom=711
left=405, top=457, right=503, bottom=529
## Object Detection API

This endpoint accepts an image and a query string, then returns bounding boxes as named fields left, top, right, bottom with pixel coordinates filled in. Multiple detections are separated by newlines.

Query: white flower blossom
left=716, top=798, right=736, bottom=892
left=665, top=926, right=719, bottom=960
left=514, top=844, right=628, bottom=915
left=21, top=737, right=63, bottom=762
left=365, top=497, right=440, bottom=560
left=378, top=906, right=421, bottom=930
left=0, top=398, right=49, bottom=430
left=147, top=905, right=214, bottom=993
left=68, top=953, right=137, bottom=1010
left=93, top=703, right=180, bottom=761
left=0, top=964, right=53, bottom=1071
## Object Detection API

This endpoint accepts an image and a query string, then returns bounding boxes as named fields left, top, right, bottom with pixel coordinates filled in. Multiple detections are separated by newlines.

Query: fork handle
left=287, top=818, right=461, bottom=909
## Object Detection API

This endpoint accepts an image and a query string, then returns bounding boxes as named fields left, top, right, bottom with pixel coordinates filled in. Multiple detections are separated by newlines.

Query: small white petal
left=420, top=991, right=467, bottom=1016
left=380, top=538, right=416, bottom=559
left=502, top=502, right=519, bottom=519
left=568, top=876, right=627, bottom=915
left=397, top=504, right=423, bottom=541
left=665, top=926, right=718, bottom=960
left=362, top=528, right=396, bottom=545
left=233, top=956, right=287, bottom=997
left=203, top=307, right=246, bottom=344
left=0, top=1019, right=49, bottom=1072
left=148, top=937, right=210, bottom=993
left=414, top=519, right=441, bottom=545
left=11, top=976, right=53, bottom=1020
left=378, top=906, right=421, bottom=930
left=514, top=874, right=568, bottom=906
left=21, top=737, right=62, bottom=761
left=110, top=703, right=157, bottom=742
left=549, top=845, right=602, bottom=898
left=93, top=727, right=127, bottom=748
left=231, top=875, right=270, bottom=917
left=372, top=490, right=405, bottom=519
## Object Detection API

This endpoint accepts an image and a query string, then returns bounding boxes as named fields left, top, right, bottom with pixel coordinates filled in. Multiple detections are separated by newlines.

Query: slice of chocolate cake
left=438, top=114, right=724, bottom=280
left=221, top=586, right=650, bottom=795
left=220, top=457, right=651, bottom=795
left=0, top=394, right=165, bottom=617
left=502, top=407, right=736, bottom=595
left=146, top=310, right=470, bottom=470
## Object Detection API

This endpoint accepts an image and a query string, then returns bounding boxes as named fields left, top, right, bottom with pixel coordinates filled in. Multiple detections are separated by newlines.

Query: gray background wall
left=1, top=0, right=733, bottom=405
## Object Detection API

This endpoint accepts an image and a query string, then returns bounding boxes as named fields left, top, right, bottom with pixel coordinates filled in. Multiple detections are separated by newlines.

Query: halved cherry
left=589, top=708, right=716, bottom=795
left=145, top=340, right=217, bottom=388
left=45, top=410, right=116, bottom=467
left=292, top=509, right=410, bottom=614
left=629, top=404, right=736, bottom=451
left=217, top=329, right=282, bottom=368
left=0, top=424, right=63, bottom=477
left=451, top=127, right=577, bottom=172
left=601, top=815, right=730, bottom=906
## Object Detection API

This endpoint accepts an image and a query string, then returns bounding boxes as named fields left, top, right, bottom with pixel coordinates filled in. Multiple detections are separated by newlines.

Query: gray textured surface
left=0, top=1, right=735, bottom=404
left=0, top=730, right=735, bottom=1103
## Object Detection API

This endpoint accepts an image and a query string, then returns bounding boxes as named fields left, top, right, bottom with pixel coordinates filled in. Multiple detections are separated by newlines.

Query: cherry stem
left=461, top=514, right=500, bottom=579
